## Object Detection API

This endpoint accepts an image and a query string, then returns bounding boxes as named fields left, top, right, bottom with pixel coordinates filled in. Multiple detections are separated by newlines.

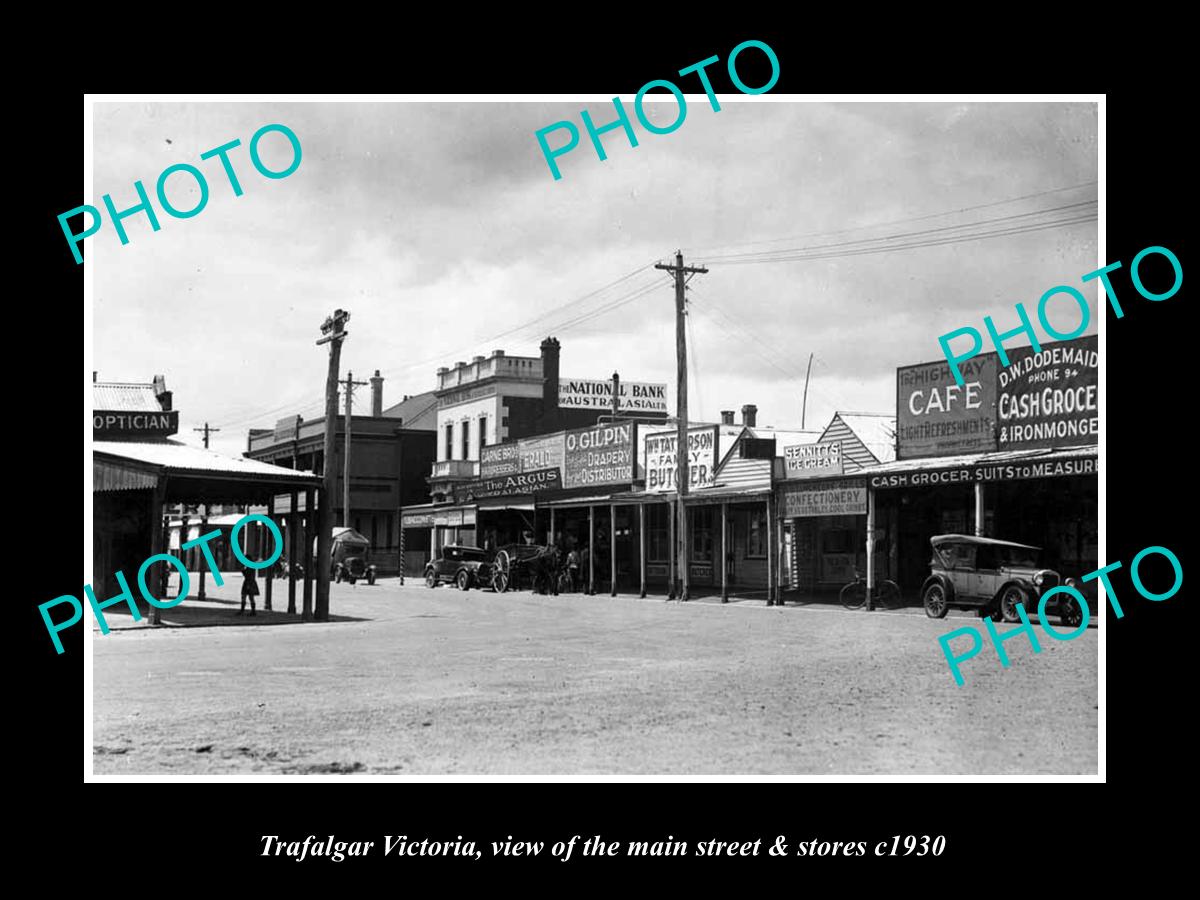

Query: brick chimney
left=152, top=374, right=172, bottom=411
left=540, top=336, right=561, bottom=429
left=370, top=369, right=384, bottom=417
left=741, top=404, right=757, bottom=427
left=720, top=410, right=734, bottom=425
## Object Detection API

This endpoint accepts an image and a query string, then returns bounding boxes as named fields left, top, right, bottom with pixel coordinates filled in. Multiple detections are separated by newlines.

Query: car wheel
left=999, top=586, right=1028, bottom=624
left=1060, top=597, right=1084, bottom=629
left=425, top=569, right=437, bottom=589
left=457, top=569, right=472, bottom=591
left=922, top=583, right=949, bottom=619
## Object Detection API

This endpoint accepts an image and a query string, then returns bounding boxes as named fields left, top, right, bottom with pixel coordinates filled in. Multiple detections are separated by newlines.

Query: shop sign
left=643, top=426, right=717, bottom=492
left=997, top=335, right=1098, bottom=451
left=868, top=455, right=1098, bottom=489
left=559, top=377, right=668, bottom=412
left=780, top=478, right=867, bottom=518
left=563, top=423, right=635, bottom=488
left=93, top=409, right=180, bottom=439
left=480, top=443, right=520, bottom=477
left=459, top=467, right=561, bottom=501
left=438, top=384, right=496, bottom=408
left=518, top=433, right=565, bottom=475
left=781, top=440, right=843, bottom=479
left=401, top=511, right=436, bottom=528
left=273, top=414, right=302, bottom=443
left=896, top=357, right=996, bottom=459
left=689, top=563, right=713, bottom=580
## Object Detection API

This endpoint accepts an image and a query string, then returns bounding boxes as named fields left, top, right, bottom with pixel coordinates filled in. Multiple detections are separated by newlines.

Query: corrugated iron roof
left=93, top=440, right=322, bottom=481
left=380, top=389, right=439, bottom=430
left=830, top=413, right=897, bottom=463
left=862, top=444, right=1095, bottom=475
left=93, top=382, right=164, bottom=412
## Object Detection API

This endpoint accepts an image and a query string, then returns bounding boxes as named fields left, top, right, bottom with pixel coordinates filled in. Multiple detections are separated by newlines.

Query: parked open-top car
left=330, top=527, right=376, bottom=585
left=920, top=534, right=1085, bottom=627
left=425, top=544, right=495, bottom=591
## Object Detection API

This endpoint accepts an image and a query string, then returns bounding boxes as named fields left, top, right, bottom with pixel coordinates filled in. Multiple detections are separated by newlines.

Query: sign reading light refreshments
left=558, top=378, right=668, bottom=413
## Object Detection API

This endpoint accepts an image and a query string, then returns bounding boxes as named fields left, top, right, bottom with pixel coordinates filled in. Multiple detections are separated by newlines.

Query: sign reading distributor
left=780, top=478, right=867, bottom=518
left=563, top=422, right=634, bottom=488
left=644, top=426, right=718, bottom=492
left=997, top=335, right=1098, bottom=451
left=781, top=440, right=843, bottom=479
left=559, top=378, right=668, bottom=413
left=480, top=443, right=520, bottom=478
left=896, top=356, right=997, bottom=459
left=460, top=467, right=561, bottom=501
left=93, top=409, right=180, bottom=439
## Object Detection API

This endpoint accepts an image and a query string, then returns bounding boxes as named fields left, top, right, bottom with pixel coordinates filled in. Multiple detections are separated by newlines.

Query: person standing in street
left=238, top=565, right=259, bottom=616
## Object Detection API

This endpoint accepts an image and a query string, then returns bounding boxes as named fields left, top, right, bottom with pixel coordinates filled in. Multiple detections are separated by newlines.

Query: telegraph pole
left=193, top=422, right=220, bottom=448
left=341, top=370, right=368, bottom=529
left=655, top=251, right=707, bottom=602
left=315, top=309, right=350, bottom=621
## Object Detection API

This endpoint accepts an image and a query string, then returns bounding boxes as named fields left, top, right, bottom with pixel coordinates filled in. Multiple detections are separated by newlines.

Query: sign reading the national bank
left=559, top=378, right=668, bottom=413
left=93, top=410, right=180, bottom=439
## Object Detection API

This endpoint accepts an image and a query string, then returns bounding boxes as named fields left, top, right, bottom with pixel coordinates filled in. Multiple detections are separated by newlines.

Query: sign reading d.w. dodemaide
left=563, top=423, right=635, bottom=488
left=997, top=335, right=1098, bottom=451
left=459, top=467, right=561, bottom=501
left=93, top=410, right=180, bottom=439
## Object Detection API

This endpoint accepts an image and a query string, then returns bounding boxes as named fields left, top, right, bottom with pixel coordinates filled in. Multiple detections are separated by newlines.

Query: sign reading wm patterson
left=559, top=378, right=668, bottom=412
left=644, top=426, right=718, bottom=492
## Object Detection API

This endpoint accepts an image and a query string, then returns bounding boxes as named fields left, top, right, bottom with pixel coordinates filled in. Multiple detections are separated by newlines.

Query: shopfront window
left=691, top=506, right=714, bottom=562
left=747, top=509, right=767, bottom=558
left=648, top=505, right=669, bottom=562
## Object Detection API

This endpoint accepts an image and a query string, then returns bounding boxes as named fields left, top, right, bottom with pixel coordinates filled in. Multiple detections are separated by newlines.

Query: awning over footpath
left=854, top=445, right=1097, bottom=489
left=94, top=440, right=322, bottom=503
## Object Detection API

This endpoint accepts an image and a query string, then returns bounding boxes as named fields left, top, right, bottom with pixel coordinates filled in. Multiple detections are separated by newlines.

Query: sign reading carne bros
left=563, top=423, right=635, bottom=488
left=479, top=443, right=520, bottom=478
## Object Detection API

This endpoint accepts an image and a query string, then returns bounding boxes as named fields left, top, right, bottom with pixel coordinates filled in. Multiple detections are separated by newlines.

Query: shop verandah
left=536, top=488, right=781, bottom=602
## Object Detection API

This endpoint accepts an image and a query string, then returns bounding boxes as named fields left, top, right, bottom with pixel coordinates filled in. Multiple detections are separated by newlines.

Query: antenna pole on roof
left=801, top=352, right=814, bottom=430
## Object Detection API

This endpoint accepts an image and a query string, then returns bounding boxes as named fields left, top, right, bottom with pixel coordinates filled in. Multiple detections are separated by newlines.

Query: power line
left=683, top=180, right=1098, bottom=256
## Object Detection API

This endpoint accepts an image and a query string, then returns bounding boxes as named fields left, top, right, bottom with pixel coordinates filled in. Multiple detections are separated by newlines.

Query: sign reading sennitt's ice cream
left=559, top=378, right=668, bottom=412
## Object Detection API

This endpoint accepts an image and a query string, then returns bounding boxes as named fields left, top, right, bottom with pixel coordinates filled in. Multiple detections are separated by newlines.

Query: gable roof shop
left=819, top=412, right=897, bottom=468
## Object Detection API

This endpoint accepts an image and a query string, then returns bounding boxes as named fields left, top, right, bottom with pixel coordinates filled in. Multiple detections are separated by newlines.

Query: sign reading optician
left=559, top=378, right=668, bottom=413
left=563, top=423, right=635, bottom=488
left=93, top=409, right=180, bottom=439
left=643, top=426, right=718, bottom=492
left=896, top=356, right=996, bottom=459
left=779, top=478, right=867, bottom=517
left=781, top=441, right=843, bottom=479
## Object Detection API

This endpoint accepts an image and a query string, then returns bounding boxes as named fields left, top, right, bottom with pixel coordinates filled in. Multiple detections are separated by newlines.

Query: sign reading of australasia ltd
left=563, top=423, right=635, bottom=488
left=558, top=378, right=668, bottom=413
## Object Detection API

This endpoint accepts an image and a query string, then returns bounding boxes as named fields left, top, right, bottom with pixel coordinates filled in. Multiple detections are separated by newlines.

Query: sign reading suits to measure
left=559, top=378, right=668, bottom=412
left=782, top=441, right=843, bottom=479
left=780, top=478, right=867, bottom=518
left=563, top=423, right=635, bottom=488
left=644, top=426, right=718, bottom=492
left=897, top=357, right=996, bottom=459
left=997, top=334, right=1098, bottom=450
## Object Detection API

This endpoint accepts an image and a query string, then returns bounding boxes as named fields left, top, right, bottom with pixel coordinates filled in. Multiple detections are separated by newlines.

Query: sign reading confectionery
left=781, top=440, right=843, bottom=479
left=93, top=409, right=180, bottom=439
left=643, top=426, right=718, bottom=492
left=559, top=378, right=668, bottom=413
left=996, top=335, right=1098, bottom=451
left=563, top=422, right=635, bottom=488
left=779, top=478, right=867, bottom=518
left=896, top=357, right=997, bottom=459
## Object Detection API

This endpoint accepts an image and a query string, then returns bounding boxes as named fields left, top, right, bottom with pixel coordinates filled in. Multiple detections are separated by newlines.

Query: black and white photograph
left=80, top=94, right=1104, bottom=778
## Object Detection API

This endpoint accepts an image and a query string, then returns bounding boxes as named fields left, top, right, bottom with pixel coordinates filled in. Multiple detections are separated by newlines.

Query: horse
left=524, top=545, right=562, bottom=596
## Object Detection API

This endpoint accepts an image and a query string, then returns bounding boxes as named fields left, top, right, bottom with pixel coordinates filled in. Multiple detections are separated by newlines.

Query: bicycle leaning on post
left=840, top=568, right=903, bottom=611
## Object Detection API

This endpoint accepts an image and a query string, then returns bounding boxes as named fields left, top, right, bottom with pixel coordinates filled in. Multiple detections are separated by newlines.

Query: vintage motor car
left=920, top=534, right=1085, bottom=627
left=329, top=527, right=376, bottom=585
left=424, top=544, right=495, bottom=591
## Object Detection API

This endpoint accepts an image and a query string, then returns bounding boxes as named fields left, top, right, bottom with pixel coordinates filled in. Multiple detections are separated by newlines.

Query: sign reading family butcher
left=897, top=356, right=996, bottom=459
left=643, top=426, right=718, bottom=492
left=781, top=441, right=843, bottom=479
left=480, top=443, right=520, bottom=478
left=460, top=467, right=561, bottom=501
left=559, top=378, right=668, bottom=413
left=780, top=478, right=867, bottom=518
left=997, top=335, right=1098, bottom=451
left=563, top=422, right=635, bottom=488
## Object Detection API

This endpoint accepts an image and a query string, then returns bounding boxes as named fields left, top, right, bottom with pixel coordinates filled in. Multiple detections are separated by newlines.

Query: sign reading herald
left=558, top=378, right=668, bottom=413
left=93, top=410, right=180, bottom=439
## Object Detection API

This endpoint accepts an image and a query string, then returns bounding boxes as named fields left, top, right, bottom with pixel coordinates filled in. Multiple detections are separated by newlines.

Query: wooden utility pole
left=341, top=370, right=368, bottom=529
left=655, top=251, right=707, bottom=602
left=315, top=309, right=350, bottom=621
left=193, top=422, right=220, bottom=448
left=801, top=352, right=814, bottom=429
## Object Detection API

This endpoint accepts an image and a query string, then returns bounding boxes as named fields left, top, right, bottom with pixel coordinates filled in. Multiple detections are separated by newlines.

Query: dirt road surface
left=92, top=580, right=1098, bottom=775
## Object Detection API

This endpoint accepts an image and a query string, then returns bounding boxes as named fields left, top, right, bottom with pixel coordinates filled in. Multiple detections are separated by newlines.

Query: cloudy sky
left=91, top=99, right=1097, bottom=459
